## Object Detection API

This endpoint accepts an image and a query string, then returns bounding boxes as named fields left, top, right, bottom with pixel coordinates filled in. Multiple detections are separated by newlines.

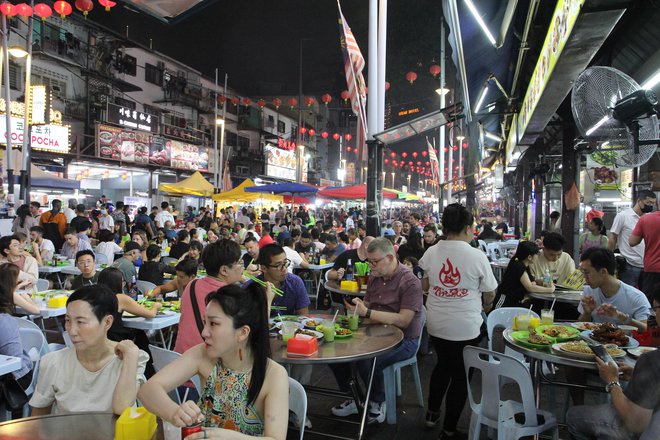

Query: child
left=403, top=256, right=424, bottom=280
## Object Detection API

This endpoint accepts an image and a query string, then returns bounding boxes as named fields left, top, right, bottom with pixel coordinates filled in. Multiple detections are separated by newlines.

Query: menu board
left=264, top=144, right=296, bottom=180
left=97, top=124, right=211, bottom=172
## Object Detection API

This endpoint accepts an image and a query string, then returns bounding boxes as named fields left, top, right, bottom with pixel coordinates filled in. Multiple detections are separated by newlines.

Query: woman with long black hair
left=138, top=283, right=288, bottom=439
left=12, top=204, right=37, bottom=237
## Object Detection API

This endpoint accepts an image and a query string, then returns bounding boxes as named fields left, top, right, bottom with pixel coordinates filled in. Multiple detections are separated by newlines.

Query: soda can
left=181, top=423, right=203, bottom=439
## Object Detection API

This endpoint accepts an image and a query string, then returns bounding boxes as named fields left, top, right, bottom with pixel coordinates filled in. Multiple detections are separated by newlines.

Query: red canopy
left=317, top=184, right=398, bottom=200
left=283, top=195, right=312, bottom=204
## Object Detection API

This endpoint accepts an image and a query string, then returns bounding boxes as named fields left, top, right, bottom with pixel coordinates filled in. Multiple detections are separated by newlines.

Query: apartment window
left=4, top=61, right=22, bottom=91
left=236, top=165, right=249, bottom=175
left=238, top=135, right=250, bottom=149
left=267, top=115, right=275, bottom=128
left=277, top=120, right=286, bottom=133
left=143, top=104, right=160, bottom=118
left=225, top=131, right=238, bottom=147
left=145, top=63, right=163, bottom=86
left=115, top=97, right=136, bottom=110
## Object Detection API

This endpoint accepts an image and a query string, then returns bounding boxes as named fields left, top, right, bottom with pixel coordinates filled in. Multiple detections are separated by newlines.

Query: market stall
left=212, top=178, right=283, bottom=204
left=158, top=171, right=214, bottom=197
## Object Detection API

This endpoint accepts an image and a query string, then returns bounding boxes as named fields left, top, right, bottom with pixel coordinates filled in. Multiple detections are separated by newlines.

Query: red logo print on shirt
left=438, top=258, right=461, bottom=288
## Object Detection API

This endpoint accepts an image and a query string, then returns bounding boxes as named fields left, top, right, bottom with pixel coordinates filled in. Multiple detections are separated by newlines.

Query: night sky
left=90, top=0, right=446, bottom=107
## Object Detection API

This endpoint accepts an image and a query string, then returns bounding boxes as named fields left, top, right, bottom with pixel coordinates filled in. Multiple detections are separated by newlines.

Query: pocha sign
left=0, top=114, right=70, bottom=153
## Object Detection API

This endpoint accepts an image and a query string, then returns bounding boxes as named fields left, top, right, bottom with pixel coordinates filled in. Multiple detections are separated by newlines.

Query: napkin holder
left=340, top=280, right=359, bottom=292
left=114, top=406, right=157, bottom=440
left=286, top=334, right=318, bottom=357
left=47, top=296, right=68, bottom=308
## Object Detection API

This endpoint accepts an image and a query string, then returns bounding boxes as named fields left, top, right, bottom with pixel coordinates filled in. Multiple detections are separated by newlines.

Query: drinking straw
left=528, top=304, right=534, bottom=316
left=353, top=301, right=360, bottom=318
left=550, top=297, right=557, bottom=312
left=331, top=309, right=339, bottom=326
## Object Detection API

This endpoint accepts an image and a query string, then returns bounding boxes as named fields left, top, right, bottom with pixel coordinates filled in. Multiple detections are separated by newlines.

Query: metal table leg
left=357, top=358, right=377, bottom=440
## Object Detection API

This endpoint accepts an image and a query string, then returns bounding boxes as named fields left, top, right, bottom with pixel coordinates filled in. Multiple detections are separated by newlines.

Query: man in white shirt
left=530, top=231, right=576, bottom=284
left=29, top=226, right=55, bottom=262
left=280, top=237, right=309, bottom=272
left=154, top=201, right=175, bottom=229
left=608, top=190, right=656, bottom=287
left=63, top=199, right=77, bottom=224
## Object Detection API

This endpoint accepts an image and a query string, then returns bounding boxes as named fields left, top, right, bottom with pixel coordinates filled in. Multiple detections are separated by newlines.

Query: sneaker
left=425, top=410, right=441, bottom=428
left=331, top=399, right=358, bottom=417
left=367, top=401, right=386, bottom=424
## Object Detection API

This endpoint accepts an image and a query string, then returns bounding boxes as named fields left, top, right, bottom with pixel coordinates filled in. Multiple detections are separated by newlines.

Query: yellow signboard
left=516, top=0, right=585, bottom=140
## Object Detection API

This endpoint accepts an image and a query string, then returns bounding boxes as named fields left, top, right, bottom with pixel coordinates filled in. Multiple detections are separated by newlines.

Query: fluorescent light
left=465, top=0, right=496, bottom=45
left=456, top=135, right=465, bottom=141
left=474, top=84, right=489, bottom=113
left=8, top=47, right=28, bottom=58
left=586, top=115, right=610, bottom=136
left=435, top=87, right=450, bottom=96
left=484, top=131, right=503, bottom=142
left=215, top=118, right=225, bottom=125
left=596, top=197, right=622, bottom=202
left=642, top=70, right=660, bottom=89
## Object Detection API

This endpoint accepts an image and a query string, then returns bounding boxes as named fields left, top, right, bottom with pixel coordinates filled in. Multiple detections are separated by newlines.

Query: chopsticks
left=244, top=273, right=284, bottom=297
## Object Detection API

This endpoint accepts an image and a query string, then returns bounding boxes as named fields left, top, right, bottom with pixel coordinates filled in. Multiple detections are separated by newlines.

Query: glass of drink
left=321, top=321, right=335, bottom=342
left=348, top=314, right=359, bottom=331
left=281, top=322, right=297, bottom=344
left=541, top=309, right=555, bottom=325
left=515, top=314, right=531, bottom=330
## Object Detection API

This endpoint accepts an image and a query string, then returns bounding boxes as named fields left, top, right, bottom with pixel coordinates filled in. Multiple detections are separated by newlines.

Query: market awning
left=28, top=165, right=80, bottom=190
left=317, top=184, right=398, bottom=200
left=158, top=171, right=214, bottom=197
left=212, top=178, right=283, bottom=203
left=383, top=188, right=422, bottom=201
left=244, top=182, right=318, bottom=195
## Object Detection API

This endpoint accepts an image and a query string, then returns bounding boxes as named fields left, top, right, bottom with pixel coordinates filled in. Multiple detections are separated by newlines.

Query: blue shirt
left=244, top=273, right=310, bottom=316
left=578, top=281, right=651, bottom=324
left=0, top=314, right=33, bottom=380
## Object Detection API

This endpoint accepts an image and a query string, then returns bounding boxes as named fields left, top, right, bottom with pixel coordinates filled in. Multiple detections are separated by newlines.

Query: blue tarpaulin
left=244, top=183, right=318, bottom=195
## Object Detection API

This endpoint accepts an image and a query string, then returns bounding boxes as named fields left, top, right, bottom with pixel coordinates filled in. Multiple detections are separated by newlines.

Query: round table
left=324, top=280, right=365, bottom=298
left=0, top=412, right=164, bottom=439
left=529, top=290, right=582, bottom=306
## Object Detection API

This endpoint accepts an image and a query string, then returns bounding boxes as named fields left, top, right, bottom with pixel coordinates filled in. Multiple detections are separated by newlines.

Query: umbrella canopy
left=244, top=182, right=318, bottom=195
left=212, top=178, right=283, bottom=203
left=158, top=171, right=214, bottom=197
left=318, top=184, right=398, bottom=200
left=383, top=188, right=422, bottom=201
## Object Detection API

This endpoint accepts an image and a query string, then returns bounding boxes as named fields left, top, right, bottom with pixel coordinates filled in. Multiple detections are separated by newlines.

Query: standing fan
left=571, top=66, right=659, bottom=167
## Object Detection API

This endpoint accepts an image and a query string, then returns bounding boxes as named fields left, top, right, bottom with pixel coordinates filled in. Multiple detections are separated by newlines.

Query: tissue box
left=115, top=406, right=157, bottom=440
left=286, top=334, right=318, bottom=357
left=340, top=280, right=359, bottom=292
left=48, top=295, right=68, bottom=308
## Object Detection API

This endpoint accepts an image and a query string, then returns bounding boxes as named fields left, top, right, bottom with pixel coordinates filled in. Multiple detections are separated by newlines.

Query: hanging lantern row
left=406, top=64, right=442, bottom=85
left=0, top=1, right=118, bottom=20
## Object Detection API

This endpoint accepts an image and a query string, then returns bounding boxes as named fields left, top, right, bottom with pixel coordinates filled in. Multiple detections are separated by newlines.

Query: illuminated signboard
left=29, top=85, right=50, bottom=125
left=264, top=144, right=296, bottom=180
left=30, top=125, right=70, bottom=153
left=106, top=103, right=159, bottom=133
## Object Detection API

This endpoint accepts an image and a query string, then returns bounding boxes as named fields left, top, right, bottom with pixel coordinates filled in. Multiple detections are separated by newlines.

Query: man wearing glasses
left=70, top=250, right=99, bottom=289
left=330, top=237, right=423, bottom=424
left=250, top=244, right=309, bottom=317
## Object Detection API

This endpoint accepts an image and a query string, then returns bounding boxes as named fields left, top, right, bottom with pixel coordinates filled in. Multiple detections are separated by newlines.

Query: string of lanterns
left=0, top=1, right=117, bottom=20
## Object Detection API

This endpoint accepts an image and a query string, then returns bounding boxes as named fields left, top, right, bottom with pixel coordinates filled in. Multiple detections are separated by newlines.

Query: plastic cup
left=515, top=314, right=531, bottom=330
left=541, top=309, right=555, bottom=325
left=321, top=323, right=335, bottom=342
left=281, top=322, right=297, bottom=344
left=348, top=314, right=359, bottom=331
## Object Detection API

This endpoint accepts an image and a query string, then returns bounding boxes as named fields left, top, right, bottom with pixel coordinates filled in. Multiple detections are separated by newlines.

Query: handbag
left=0, top=375, right=29, bottom=411
left=188, top=280, right=204, bottom=337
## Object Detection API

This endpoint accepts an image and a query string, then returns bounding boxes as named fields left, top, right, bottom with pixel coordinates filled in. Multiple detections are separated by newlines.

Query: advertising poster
left=149, top=136, right=169, bottom=166
left=264, top=145, right=297, bottom=180
left=97, top=124, right=122, bottom=160
left=345, top=162, right=356, bottom=185
left=169, top=139, right=210, bottom=172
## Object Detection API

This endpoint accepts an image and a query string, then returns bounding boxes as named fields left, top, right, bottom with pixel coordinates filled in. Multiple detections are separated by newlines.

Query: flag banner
left=427, top=139, right=441, bottom=185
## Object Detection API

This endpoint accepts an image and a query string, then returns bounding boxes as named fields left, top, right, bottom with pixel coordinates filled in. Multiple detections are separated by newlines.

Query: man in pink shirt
left=174, top=239, right=244, bottom=354
left=629, top=192, right=659, bottom=301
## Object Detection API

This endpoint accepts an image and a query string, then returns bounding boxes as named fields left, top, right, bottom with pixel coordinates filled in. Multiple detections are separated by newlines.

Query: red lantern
left=462, top=142, right=468, bottom=149
left=384, top=158, right=389, bottom=164
left=425, top=161, right=430, bottom=166
left=230, top=97, right=239, bottom=106
left=429, top=64, right=441, bottom=77
left=257, top=99, right=266, bottom=109
left=0, top=2, right=17, bottom=16
left=321, top=131, right=328, bottom=139
left=405, top=71, right=417, bottom=85
left=241, top=97, right=252, bottom=106
left=53, top=1, right=72, bottom=18
left=390, top=152, right=396, bottom=158
left=340, top=90, right=350, bottom=103
left=300, top=127, right=307, bottom=134
left=321, top=93, right=332, bottom=105
left=308, top=129, right=316, bottom=137
left=417, top=161, right=422, bottom=166
left=34, top=3, right=52, bottom=20
left=75, top=0, right=93, bottom=17
left=444, top=147, right=448, bottom=153
left=385, top=81, right=390, bottom=91
left=217, top=95, right=226, bottom=104
left=16, top=3, right=32, bottom=17
left=304, top=96, right=315, bottom=107
left=272, top=98, right=282, bottom=109
left=332, top=133, right=340, bottom=141
left=346, top=146, right=352, bottom=152
left=412, top=152, right=418, bottom=158
left=408, top=161, right=413, bottom=165
left=401, top=152, right=408, bottom=158
left=392, top=160, right=398, bottom=166
left=287, top=97, right=298, bottom=109
left=421, top=150, right=428, bottom=157
left=345, top=134, right=352, bottom=141
left=98, top=0, right=116, bottom=11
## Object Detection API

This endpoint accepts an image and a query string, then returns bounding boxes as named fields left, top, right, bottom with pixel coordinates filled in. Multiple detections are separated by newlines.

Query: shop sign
left=168, top=139, right=210, bottom=171
left=162, top=124, right=205, bottom=145
left=264, top=144, right=296, bottom=180
left=320, top=178, right=336, bottom=187
left=345, top=162, right=355, bottom=185
left=106, top=103, right=158, bottom=133
left=516, top=0, right=585, bottom=141
left=0, top=114, right=27, bottom=145
left=277, top=138, right=296, bottom=151
left=30, top=85, right=50, bottom=125
left=30, top=125, right=70, bottom=153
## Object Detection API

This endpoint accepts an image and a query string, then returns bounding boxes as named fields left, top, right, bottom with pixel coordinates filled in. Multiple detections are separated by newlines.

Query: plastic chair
left=486, top=307, right=539, bottom=361
left=136, top=280, right=157, bottom=296
left=94, top=252, right=109, bottom=265
left=478, top=239, right=489, bottom=256
left=486, top=243, right=502, bottom=261
left=288, top=377, right=307, bottom=440
left=463, top=346, right=558, bottom=440
left=18, top=327, right=49, bottom=418
left=383, top=306, right=426, bottom=424
left=149, top=345, right=202, bottom=403
left=36, top=278, right=50, bottom=292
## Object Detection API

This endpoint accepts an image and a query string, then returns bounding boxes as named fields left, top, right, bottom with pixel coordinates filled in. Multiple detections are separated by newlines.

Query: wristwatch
left=605, top=381, right=621, bottom=393
left=365, top=308, right=372, bottom=319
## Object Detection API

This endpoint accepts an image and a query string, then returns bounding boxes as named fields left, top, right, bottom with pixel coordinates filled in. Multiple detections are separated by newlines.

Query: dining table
left=122, top=312, right=181, bottom=350
left=270, top=315, right=403, bottom=440
left=529, top=289, right=583, bottom=306
left=0, top=355, right=21, bottom=376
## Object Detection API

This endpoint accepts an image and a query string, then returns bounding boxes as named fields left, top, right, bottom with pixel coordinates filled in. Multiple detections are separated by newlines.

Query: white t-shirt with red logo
left=419, top=240, right=498, bottom=341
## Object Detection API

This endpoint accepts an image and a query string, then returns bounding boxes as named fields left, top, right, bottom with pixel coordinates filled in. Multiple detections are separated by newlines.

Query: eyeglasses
left=367, top=256, right=387, bottom=266
left=267, top=259, right=291, bottom=270
left=77, top=259, right=94, bottom=266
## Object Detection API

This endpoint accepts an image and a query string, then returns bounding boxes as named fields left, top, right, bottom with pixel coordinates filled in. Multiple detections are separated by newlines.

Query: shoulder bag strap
left=188, top=279, right=205, bottom=336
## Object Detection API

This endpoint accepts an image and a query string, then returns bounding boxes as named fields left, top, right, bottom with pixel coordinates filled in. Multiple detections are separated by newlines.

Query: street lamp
left=215, top=117, right=226, bottom=189
left=390, top=172, right=395, bottom=188
left=8, top=46, right=28, bottom=58
left=407, top=174, right=411, bottom=189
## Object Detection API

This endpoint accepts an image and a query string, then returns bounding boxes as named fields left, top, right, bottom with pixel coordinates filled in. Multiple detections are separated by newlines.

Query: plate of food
left=570, top=322, right=602, bottom=331
left=272, top=315, right=302, bottom=322
left=273, top=321, right=303, bottom=330
left=281, top=328, right=324, bottom=340
left=627, top=346, right=656, bottom=358
left=535, top=325, right=580, bottom=342
left=334, top=327, right=353, bottom=338
left=582, top=322, right=640, bottom=349
left=301, top=318, right=323, bottom=329
left=552, top=341, right=626, bottom=361
left=511, top=330, right=555, bottom=349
